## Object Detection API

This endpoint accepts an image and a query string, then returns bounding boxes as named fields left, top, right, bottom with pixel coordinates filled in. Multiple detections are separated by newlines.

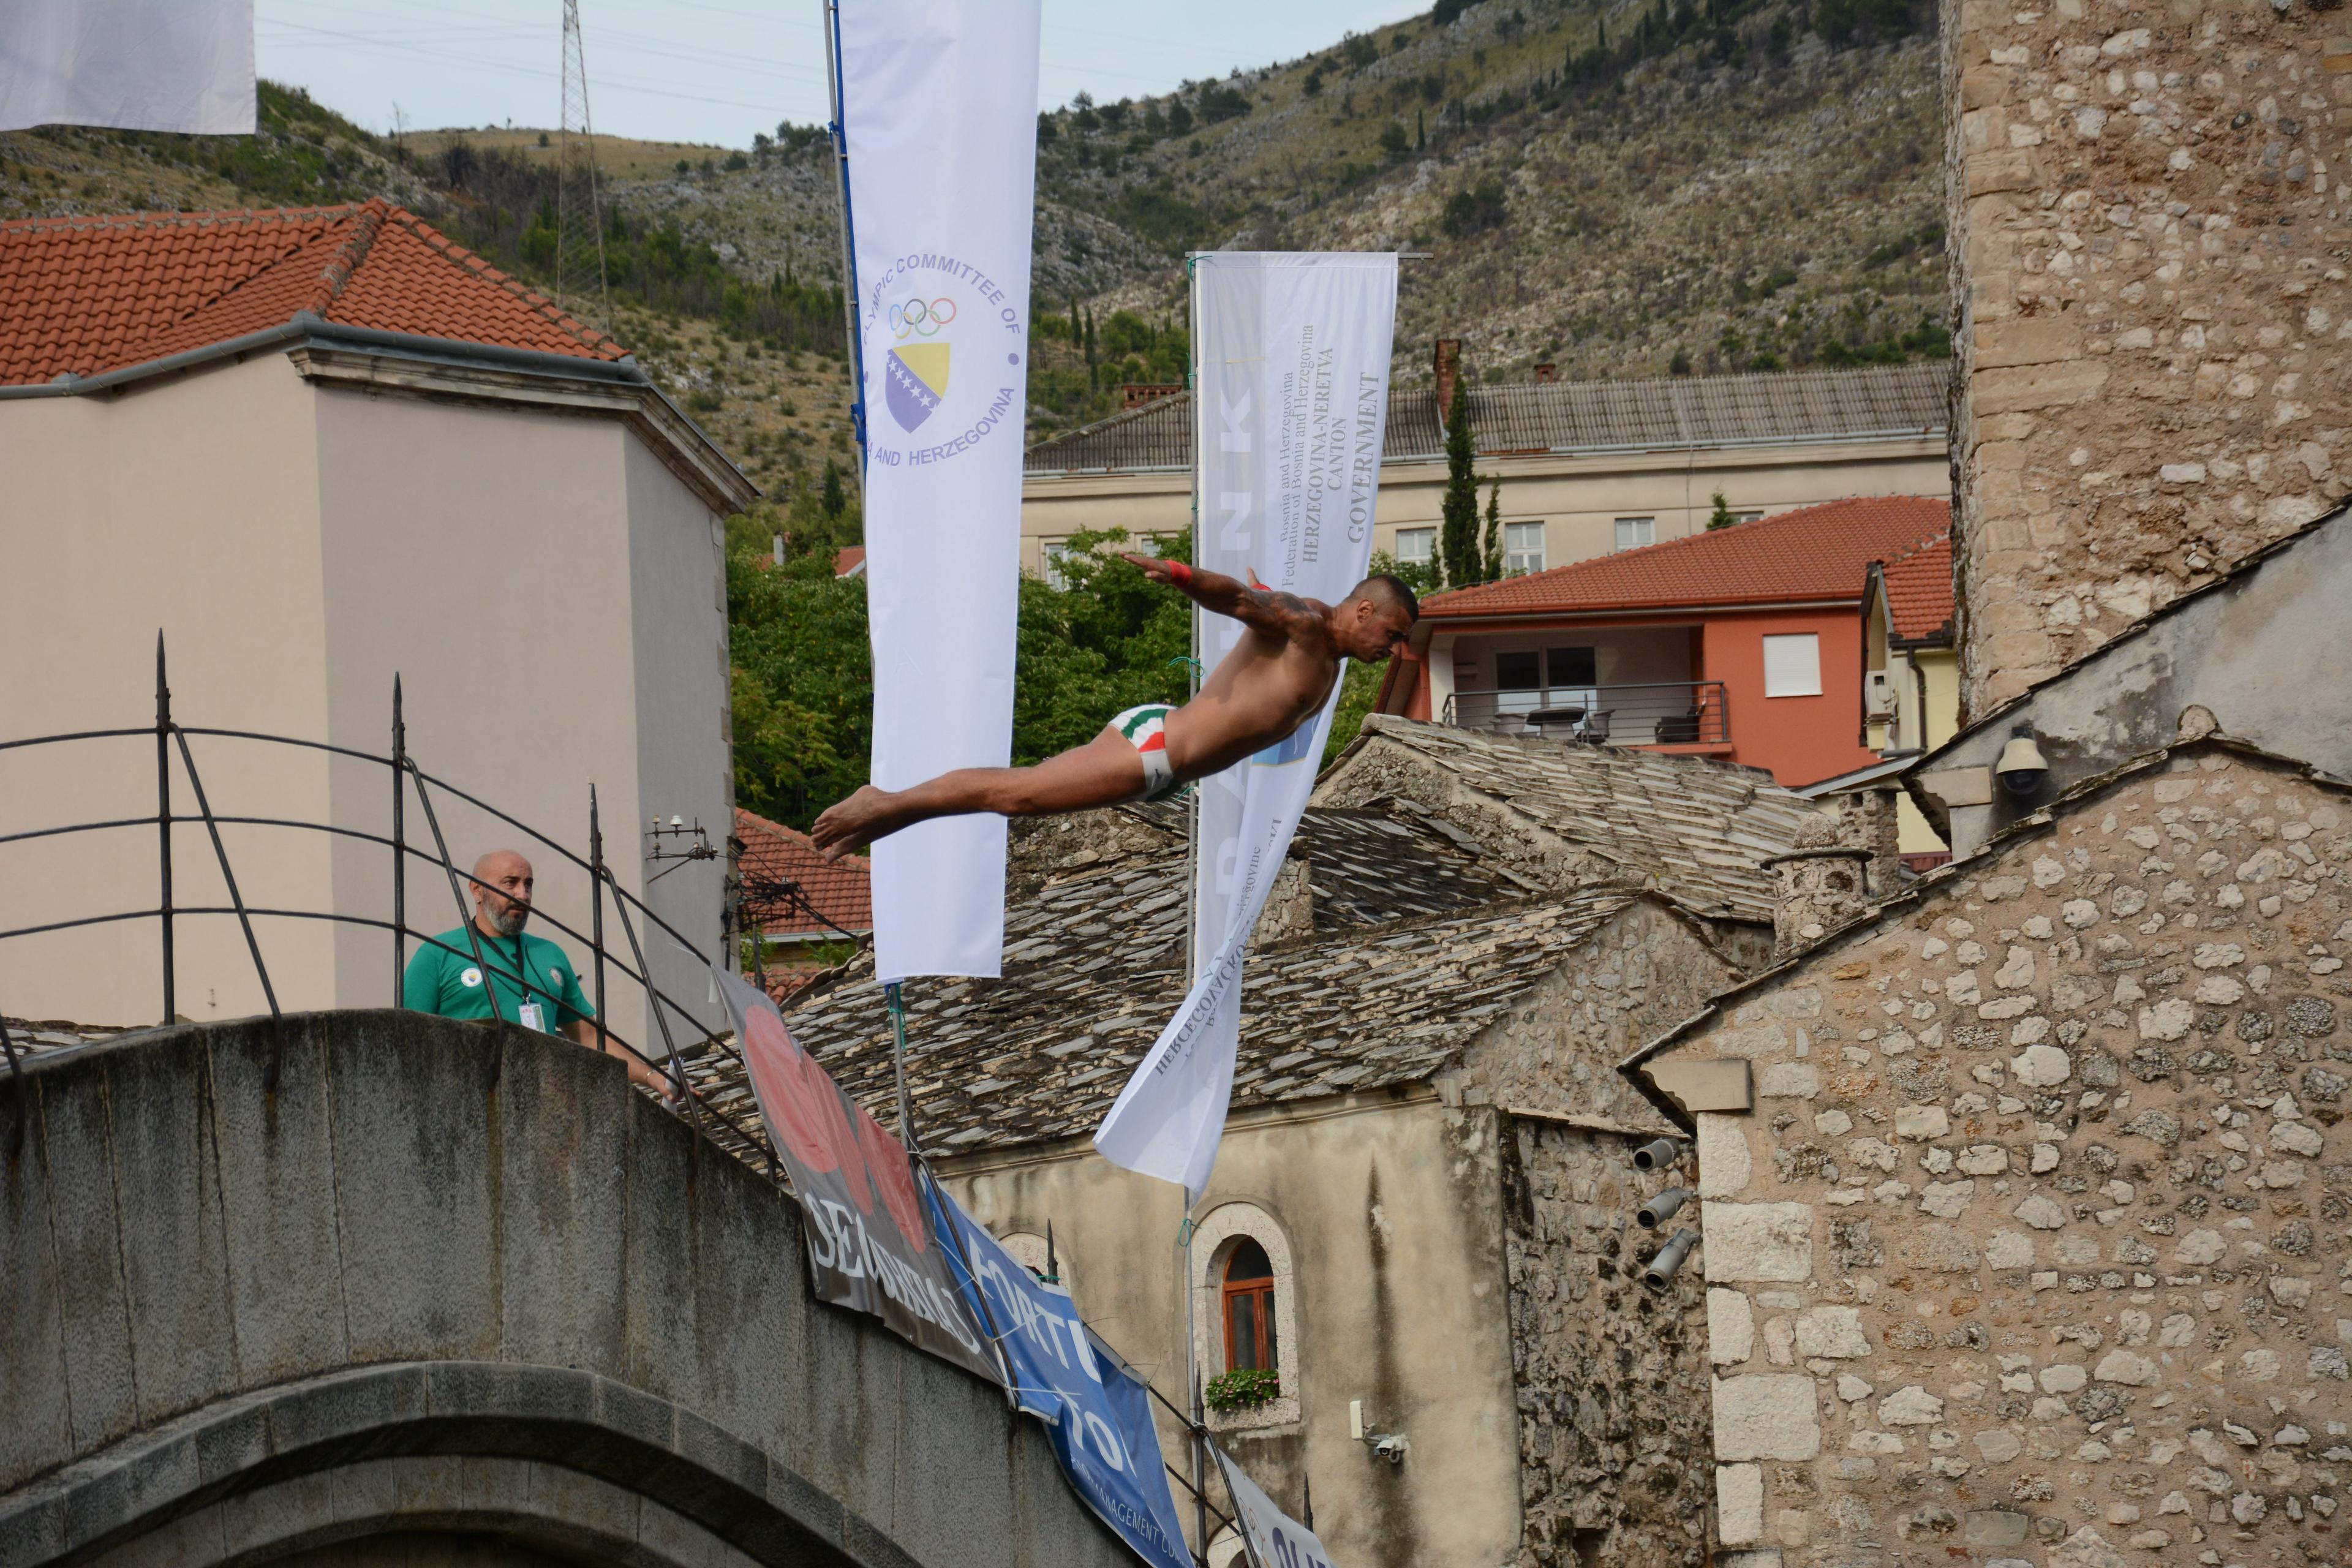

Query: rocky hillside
left=1, top=0, right=1946, bottom=459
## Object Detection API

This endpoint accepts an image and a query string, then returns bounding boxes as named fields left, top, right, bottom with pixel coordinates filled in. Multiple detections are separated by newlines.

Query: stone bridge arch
left=0, top=1014, right=1128, bottom=1568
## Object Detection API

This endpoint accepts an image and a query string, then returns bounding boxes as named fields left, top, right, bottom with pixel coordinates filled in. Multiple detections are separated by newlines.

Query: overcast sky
left=254, top=1, right=1430, bottom=146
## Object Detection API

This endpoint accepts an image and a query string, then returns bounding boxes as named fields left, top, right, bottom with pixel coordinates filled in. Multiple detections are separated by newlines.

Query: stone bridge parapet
left=0, top=1012, right=1125, bottom=1568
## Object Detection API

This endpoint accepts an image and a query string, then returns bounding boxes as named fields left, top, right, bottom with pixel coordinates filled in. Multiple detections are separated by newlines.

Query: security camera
left=1995, top=724, right=2049, bottom=800
left=1371, top=1434, right=1408, bottom=1464
left=1637, top=1186, right=1691, bottom=1230
left=1643, top=1227, right=1699, bottom=1291
left=1632, top=1137, right=1686, bottom=1172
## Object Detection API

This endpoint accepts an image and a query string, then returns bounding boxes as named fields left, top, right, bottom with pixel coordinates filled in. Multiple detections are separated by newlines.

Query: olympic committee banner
left=924, top=1180, right=1193, bottom=1568
left=714, top=964, right=1003, bottom=1387
left=2, top=0, right=255, bottom=134
left=1213, top=1442, right=1344, bottom=1568
left=1093, top=253, right=1397, bottom=1202
left=832, top=0, right=1042, bottom=982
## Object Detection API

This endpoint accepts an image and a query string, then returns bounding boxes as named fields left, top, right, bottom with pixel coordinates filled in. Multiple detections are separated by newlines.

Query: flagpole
left=1181, top=251, right=1208, bottom=1564
left=822, top=0, right=868, bottom=488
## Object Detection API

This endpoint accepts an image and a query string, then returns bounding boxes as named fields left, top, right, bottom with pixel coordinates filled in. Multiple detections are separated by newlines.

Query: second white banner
left=1092, top=252, right=1398, bottom=1203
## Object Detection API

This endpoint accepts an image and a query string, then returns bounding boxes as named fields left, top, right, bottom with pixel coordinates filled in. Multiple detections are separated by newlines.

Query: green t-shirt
left=403, top=925, right=595, bottom=1031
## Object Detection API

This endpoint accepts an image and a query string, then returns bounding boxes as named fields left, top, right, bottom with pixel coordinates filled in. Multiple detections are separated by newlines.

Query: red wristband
left=1167, top=560, right=1193, bottom=586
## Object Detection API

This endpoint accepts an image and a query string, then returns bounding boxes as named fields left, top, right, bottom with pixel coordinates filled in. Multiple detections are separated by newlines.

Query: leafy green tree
left=1708, top=488, right=1738, bottom=529
left=1437, top=374, right=1483, bottom=587
left=1011, top=527, right=1192, bottom=762
left=727, top=546, right=872, bottom=828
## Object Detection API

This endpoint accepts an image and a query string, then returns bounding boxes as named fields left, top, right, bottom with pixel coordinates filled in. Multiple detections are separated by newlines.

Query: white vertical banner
left=1092, top=253, right=1397, bottom=1202
left=1, top=0, right=255, bottom=134
left=834, top=0, right=1041, bottom=982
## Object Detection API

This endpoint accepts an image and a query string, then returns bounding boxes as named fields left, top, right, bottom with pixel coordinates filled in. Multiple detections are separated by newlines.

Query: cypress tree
left=1483, top=478, right=1504, bottom=579
left=1437, top=375, right=1482, bottom=587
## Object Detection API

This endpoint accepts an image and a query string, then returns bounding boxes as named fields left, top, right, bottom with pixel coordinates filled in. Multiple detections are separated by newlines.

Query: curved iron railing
left=0, top=639, right=1249, bottom=1556
left=0, top=636, right=788, bottom=1177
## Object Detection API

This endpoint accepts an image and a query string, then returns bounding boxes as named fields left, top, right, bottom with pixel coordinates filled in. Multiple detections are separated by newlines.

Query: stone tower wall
left=1948, top=0, right=2352, bottom=712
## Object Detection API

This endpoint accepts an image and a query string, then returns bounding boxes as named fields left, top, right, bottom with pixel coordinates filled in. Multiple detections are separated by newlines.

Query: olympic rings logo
left=889, top=295, right=956, bottom=340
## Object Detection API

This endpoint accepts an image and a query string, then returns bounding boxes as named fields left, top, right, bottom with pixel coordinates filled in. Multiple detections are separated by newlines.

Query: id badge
left=518, top=1001, right=547, bottom=1033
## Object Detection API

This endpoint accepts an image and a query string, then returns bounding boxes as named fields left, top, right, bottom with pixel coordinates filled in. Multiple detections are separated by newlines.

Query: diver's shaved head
left=1349, top=573, right=1420, bottom=624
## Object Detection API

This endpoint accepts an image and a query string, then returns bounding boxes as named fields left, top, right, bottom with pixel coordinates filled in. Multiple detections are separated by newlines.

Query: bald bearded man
left=402, top=848, right=674, bottom=1098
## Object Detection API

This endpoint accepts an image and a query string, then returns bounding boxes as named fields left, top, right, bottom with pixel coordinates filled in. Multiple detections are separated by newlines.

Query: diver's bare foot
left=812, top=785, right=897, bottom=858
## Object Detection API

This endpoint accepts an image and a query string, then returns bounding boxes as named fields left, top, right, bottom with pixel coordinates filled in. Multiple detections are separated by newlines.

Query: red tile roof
left=1422, top=495, right=1951, bottom=618
left=0, top=199, right=623, bottom=385
left=834, top=546, right=867, bottom=577
left=735, top=807, right=871, bottom=940
left=1877, top=533, right=1956, bottom=643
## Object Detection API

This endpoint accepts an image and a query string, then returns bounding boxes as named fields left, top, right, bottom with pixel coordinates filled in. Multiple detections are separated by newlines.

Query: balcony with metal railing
left=1441, top=679, right=1732, bottom=750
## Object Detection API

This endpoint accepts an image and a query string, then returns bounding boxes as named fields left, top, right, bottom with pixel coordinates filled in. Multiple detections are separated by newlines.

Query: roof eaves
left=1627, top=729, right=2352, bottom=1088
left=1902, top=500, right=2346, bottom=785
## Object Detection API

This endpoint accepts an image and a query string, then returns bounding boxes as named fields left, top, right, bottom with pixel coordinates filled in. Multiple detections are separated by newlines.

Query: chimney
left=1534, top=363, right=1556, bottom=383
left=1434, top=339, right=1462, bottom=425
left=1763, top=791, right=1902, bottom=959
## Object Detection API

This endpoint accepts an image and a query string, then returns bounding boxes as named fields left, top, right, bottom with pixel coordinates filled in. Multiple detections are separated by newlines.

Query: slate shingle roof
left=1316, top=717, right=1819, bottom=925
left=1023, top=361, right=1946, bottom=475
left=685, top=802, right=1636, bottom=1161
left=0, top=200, right=623, bottom=385
left=1421, top=496, right=1950, bottom=617
left=1878, top=533, right=1956, bottom=644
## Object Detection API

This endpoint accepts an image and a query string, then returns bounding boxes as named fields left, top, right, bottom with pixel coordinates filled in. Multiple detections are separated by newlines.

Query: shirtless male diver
left=809, top=554, right=1419, bottom=858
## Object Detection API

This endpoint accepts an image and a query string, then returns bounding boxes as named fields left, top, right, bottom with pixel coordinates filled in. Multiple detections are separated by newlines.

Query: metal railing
left=0, top=635, right=786, bottom=1174
left=1442, top=679, right=1731, bottom=747
left=0, top=638, right=1253, bottom=1562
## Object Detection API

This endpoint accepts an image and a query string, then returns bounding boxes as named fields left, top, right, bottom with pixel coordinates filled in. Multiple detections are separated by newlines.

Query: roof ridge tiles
left=304, top=200, right=386, bottom=318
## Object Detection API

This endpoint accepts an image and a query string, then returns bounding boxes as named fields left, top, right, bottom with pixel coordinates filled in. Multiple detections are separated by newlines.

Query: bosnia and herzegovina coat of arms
left=884, top=295, right=955, bottom=432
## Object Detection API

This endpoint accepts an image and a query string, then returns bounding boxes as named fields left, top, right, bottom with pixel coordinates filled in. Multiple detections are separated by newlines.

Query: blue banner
left=923, top=1174, right=1194, bottom=1568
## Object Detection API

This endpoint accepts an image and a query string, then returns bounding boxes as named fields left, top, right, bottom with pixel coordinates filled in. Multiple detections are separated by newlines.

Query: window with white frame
left=1762, top=632, right=1822, bottom=697
left=1504, top=521, right=1547, bottom=575
left=1393, top=526, right=1435, bottom=568
left=1041, top=540, right=1074, bottom=590
left=1614, top=516, right=1655, bottom=552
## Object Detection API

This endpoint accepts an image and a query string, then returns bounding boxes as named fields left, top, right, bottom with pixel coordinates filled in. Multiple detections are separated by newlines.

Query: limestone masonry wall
left=1686, top=746, right=2351, bottom=1564
left=1458, top=899, right=1739, bottom=1128
left=1506, top=1119, right=1713, bottom=1568
left=1948, top=0, right=2352, bottom=712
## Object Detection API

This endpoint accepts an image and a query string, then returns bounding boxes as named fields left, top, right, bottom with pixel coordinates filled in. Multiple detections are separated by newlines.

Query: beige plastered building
left=0, top=205, right=756, bottom=1047
left=1020, top=359, right=1950, bottom=581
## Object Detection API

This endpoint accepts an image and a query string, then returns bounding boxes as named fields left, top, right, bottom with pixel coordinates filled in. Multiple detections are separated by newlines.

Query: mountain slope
left=0, top=0, right=1945, bottom=456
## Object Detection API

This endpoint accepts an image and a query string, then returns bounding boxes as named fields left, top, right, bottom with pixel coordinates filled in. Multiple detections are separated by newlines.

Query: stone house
left=1631, top=734, right=2351, bottom=1565
left=690, top=725, right=1831, bottom=1568
left=1910, top=503, right=2352, bottom=859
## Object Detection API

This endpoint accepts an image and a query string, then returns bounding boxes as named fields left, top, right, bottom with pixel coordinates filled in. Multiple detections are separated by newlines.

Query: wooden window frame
left=1220, top=1248, right=1277, bottom=1374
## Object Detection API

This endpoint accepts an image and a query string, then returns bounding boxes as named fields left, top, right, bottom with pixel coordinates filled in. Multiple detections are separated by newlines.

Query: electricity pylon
left=556, top=0, right=612, bottom=333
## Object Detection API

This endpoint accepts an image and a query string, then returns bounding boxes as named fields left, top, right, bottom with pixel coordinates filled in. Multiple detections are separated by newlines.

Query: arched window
left=1189, top=1203, right=1299, bottom=1431
left=1221, top=1238, right=1277, bottom=1373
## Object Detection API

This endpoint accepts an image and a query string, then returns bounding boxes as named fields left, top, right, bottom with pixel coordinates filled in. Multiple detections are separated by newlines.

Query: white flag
left=1, top=0, right=255, bottom=134
left=834, top=0, right=1041, bottom=982
left=1092, top=254, right=1398, bottom=1203
left=1213, top=1442, right=1344, bottom=1568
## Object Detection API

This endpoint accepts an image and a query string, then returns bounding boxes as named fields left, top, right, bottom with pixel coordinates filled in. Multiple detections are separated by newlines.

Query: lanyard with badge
left=510, top=933, right=550, bottom=1033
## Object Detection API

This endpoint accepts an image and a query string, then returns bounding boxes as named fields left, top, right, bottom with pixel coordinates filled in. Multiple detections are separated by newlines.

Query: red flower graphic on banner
left=743, top=1006, right=852, bottom=1176
left=856, top=1109, right=927, bottom=1253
